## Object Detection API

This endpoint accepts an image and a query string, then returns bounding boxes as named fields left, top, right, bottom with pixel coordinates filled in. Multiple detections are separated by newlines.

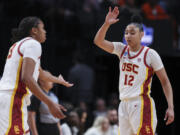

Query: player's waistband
left=121, top=94, right=151, bottom=102
left=0, top=89, right=13, bottom=93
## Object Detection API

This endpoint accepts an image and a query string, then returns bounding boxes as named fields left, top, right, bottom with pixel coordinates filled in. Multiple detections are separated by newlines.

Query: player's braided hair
left=11, top=16, right=41, bottom=44
left=129, top=14, right=144, bottom=32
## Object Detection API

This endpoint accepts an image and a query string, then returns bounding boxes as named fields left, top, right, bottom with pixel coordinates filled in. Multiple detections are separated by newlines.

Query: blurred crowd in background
left=0, top=0, right=179, bottom=135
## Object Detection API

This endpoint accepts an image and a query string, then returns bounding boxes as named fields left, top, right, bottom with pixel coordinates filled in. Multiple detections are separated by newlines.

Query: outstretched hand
left=58, top=74, right=74, bottom=87
left=164, top=107, right=174, bottom=125
left=105, top=6, right=119, bottom=25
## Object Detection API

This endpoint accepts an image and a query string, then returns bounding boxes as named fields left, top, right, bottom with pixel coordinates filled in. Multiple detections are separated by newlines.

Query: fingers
left=166, top=115, right=174, bottom=125
left=58, top=110, right=66, bottom=119
left=64, top=81, right=74, bottom=87
left=55, top=109, right=66, bottom=119
left=109, top=6, right=111, bottom=12
left=49, top=103, right=66, bottom=119
left=164, top=111, right=174, bottom=125
left=59, top=104, right=67, bottom=112
left=164, top=113, right=168, bottom=121
left=112, top=6, right=119, bottom=15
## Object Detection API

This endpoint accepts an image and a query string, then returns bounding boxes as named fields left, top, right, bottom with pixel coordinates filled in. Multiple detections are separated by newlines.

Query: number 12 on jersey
left=124, top=74, right=134, bottom=86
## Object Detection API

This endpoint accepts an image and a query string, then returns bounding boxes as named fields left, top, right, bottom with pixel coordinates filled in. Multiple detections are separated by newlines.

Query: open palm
left=105, top=6, right=119, bottom=25
left=58, top=74, right=74, bottom=87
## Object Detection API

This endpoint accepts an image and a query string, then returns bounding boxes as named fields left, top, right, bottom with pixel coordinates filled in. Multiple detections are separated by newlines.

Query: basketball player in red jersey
left=94, top=7, right=174, bottom=135
left=0, top=17, right=73, bottom=135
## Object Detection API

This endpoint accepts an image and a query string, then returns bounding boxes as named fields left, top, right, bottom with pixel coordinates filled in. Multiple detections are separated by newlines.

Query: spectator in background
left=142, top=0, right=178, bottom=49
left=106, top=107, right=119, bottom=135
left=141, top=0, right=169, bottom=20
left=28, top=79, right=61, bottom=135
left=75, top=107, right=88, bottom=135
left=66, top=50, right=95, bottom=106
left=118, top=0, right=125, bottom=6
left=61, top=110, right=80, bottom=135
left=121, top=0, right=141, bottom=15
left=93, top=98, right=107, bottom=118
left=84, top=116, right=111, bottom=135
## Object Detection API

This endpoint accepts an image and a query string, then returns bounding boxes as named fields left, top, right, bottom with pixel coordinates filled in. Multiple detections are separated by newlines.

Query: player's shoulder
left=26, top=37, right=40, bottom=45
left=144, top=46, right=159, bottom=56
left=20, top=37, right=41, bottom=49
left=18, top=37, right=40, bottom=45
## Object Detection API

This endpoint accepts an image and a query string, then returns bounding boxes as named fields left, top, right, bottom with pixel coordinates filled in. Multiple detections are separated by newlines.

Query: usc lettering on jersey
left=119, top=46, right=153, bottom=100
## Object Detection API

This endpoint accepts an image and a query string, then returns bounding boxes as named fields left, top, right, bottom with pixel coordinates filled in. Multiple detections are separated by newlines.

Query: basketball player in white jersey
left=94, top=7, right=174, bottom=135
left=0, top=17, right=73, bottom=135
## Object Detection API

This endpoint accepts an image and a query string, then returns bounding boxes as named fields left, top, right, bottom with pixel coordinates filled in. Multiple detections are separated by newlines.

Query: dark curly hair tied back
left=11, top=16, right=41, bottom=44
left=130, top=14, right=144, bottom=32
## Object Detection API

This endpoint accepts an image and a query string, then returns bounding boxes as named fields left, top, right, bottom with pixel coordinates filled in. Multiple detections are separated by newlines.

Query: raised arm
left=94, top=6, right=119, bottom=53
left=39, top=67, right=73, bottom=87
left=155, top=68, right=174, bottom=125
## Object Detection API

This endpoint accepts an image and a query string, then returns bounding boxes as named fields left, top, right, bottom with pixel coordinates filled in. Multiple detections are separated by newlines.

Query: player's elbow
left=93, top=38, right=98, bottom=45
left=21, top=74, right=32, bottom=85
left=94, top=38, right=102, bottom=47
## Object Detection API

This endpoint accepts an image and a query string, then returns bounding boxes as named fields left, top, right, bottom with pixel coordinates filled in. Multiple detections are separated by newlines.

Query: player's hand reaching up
left=58, top=74, right=74, bottom=87
left=105, top=6, right=119, bottom=25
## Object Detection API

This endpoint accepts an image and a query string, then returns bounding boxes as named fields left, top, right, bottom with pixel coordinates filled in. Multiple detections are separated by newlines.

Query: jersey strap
left=144, top=48, right=153, bottom=69
left=120, top=45, right=128, bottom=59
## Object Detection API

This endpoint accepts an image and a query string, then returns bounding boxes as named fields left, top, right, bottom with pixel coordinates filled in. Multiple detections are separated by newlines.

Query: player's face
left=125, top=24, right=143, bottom=48
left=34, top=21, right=46, bottom=43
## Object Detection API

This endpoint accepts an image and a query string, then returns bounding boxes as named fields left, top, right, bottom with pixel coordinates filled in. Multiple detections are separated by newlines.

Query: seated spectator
left=117, top=0, right=125, bottom=6
left=141, top=0, right=169, bottom=20
left=28, top=79, right=61, bottom=135
left=61, top=110, right=80, bottom=135
left=93, top=98, right=107, bottom=118
left=84, top=116, right=111, bottom=135
left=122, top=0, right=141, bottom=15
left=107, top=107, right=119, bottom=135
left=75, top=107, right=88, bottom=135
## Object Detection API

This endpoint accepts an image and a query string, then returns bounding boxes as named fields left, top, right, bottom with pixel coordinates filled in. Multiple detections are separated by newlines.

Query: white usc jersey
left=0, top=37, right=41, bottom=93
left=113, top=42, right=163, bottom=100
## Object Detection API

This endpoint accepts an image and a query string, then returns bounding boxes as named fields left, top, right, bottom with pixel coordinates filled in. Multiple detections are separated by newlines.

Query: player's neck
left=129, top=45, right=142, bottom=52
left=31, top=35, right=40, bottom=43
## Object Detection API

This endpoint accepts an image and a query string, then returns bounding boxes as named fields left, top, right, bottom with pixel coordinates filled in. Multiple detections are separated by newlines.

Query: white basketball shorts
left=0, top=90, right=30, bottom=135
left=118, top=95, right=157, bottom=135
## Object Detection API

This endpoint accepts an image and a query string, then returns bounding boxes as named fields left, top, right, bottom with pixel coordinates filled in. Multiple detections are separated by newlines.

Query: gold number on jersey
left=124, top=74, right=134, bottom=86
left=7, top=43, right=17, bottom=59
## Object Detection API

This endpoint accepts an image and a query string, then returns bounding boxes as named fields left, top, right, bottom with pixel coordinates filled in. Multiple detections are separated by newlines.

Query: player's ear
left=31, top=27, right=38, bottom=35
left=140, top=31, right=144, bottom=39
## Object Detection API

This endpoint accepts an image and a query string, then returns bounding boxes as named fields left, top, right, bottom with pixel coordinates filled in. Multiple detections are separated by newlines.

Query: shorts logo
left=14, top=125, right=20, bottom=134
left=145, top=125, right=151, bottom=134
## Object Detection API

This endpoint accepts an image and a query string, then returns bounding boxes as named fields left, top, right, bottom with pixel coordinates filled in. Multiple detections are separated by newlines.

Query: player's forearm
left=94, top=22, right=110, bottom=46
left=22, top=76, right=53, bottom=106
left=39, top=69, right=60, bottom=84
left=162, top=80, right=174, bottom=109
